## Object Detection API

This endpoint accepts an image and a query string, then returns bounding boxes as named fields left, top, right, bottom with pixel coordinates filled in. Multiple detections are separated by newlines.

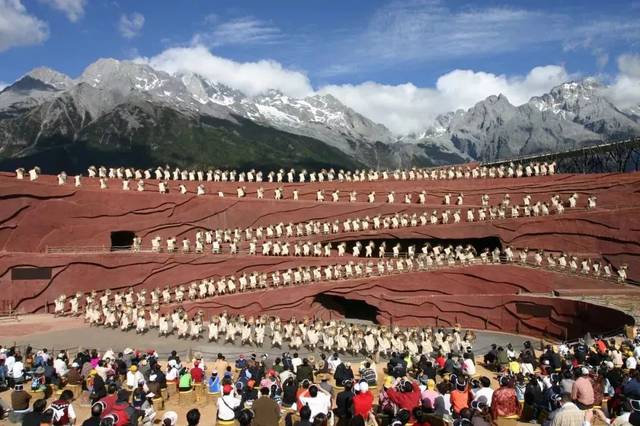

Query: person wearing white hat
left=138, top=391, right=157, bottom=426
left=161, top=411, right=178, bottom=426
left=353, top=380, right=374, bottom=419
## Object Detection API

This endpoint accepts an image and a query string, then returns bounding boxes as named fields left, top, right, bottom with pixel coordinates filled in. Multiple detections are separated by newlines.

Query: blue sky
left=1, top=0, right=639, bottom=133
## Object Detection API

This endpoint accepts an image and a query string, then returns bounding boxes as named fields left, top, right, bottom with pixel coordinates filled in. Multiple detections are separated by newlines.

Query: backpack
left=50, top=400, right=70, bottom=426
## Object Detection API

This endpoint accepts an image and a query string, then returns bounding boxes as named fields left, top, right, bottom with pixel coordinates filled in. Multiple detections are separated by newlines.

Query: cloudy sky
left=1, top=0, right=639, bottom=133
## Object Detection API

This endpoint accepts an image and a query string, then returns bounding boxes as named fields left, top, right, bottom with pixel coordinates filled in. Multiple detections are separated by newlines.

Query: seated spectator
left=162, top=411, right=178, bottom=426
left=387, top=378, right=422, bottom=421
left=472, top=377, right=493, bottom=407
left=22, top=398, right=48, bottom=426
left=80, top=401, right=103, bottom=426
left=296, top=358, right=314, bottom=383
left=178, top=367, right=192, bottom=392
left=253, top=387, right=280, bottom=426
left=359, top=362, right=377, bottom=386
left=299, top=385, right=332, bottom=421
left=353, top=381, right=374, bottom=419
left=190, top=362, right=204, bottom=384
left=334, top=362, right=354, bottom=385
left=186, top=408, right=200, bottom=426
left=11, top=383, right=31, bottom=415
left=208, top=371, right=221, bottom=394
left=49, top=389, right=76, bottom=426
left=217, top=384, right=241, bottom=422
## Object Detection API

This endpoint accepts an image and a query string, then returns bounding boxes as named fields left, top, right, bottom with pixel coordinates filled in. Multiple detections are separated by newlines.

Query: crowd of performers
left=101, top=307, right=477, bottom=359
left=16, top=160, right=557, bottom=188
left=139, top=191, right=595, bottom=254
left=52, top=243, right=629, bottom=325
left=45, top=250, right=628, bottom=358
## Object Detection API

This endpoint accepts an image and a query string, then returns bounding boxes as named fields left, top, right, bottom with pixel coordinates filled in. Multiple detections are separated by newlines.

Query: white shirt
left=473, top=387, right=494, bottom=406
left=5, top=356, right=15, bottom=376
left=126, top=371, right=145, bottom=388
left=463, top=359, right=476, bottom=376
left=54, top=358, right=68, bottom=377
left=291, top=357, right=303, bottom=373
left=67, top=403, right=77, bottom=421
left=299, top=393, right=331, bottom=420
left=626, top=356, right=637, bottom=370
left=217, top=394, right=241, bottom=421
left=12, top=361, right=24, bottom=379
left=166, top=367, right=179, bottom=381
left=328, top=357, right=342, bottom=373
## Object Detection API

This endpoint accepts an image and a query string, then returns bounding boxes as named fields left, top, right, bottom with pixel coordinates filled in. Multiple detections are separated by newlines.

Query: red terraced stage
left=1, top=169, right=639, bottom=340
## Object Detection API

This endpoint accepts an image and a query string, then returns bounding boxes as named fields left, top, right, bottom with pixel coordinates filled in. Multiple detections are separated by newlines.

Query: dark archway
left=314, top=294, right=380, bottom=323
left=111, top=231, right=135, bottom=250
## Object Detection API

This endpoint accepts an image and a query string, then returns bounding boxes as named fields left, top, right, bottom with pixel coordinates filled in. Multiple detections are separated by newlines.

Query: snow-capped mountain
left=177, top=72, right=395, bottom=154
left=528, top=79, right=640, bottom=138
left=0, top=58, right=639, bottom=171
left=414, top=80, right=640, bottom=161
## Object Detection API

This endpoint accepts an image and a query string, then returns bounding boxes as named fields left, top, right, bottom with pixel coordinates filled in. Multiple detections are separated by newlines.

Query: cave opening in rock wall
left=111, top=231, right=135, bottom=251
left=314, top=294, right=380, bottom=323
left=334, top=236, right=502, bottom=256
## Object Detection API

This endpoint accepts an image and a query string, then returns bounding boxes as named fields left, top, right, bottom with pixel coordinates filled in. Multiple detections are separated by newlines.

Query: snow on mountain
left=527, top=79, right=640, bottom=138
left=175, top=72, right=395, bottom=154
left=1, top=58, right=640, bottom=168
left=0, top=67, right=74, bottom=115
left=26, top=67, right=74, bottom=90
left=409, top=79, right=640, bottom=161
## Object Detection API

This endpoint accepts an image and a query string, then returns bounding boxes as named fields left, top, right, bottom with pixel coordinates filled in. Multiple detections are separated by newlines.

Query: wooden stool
left=217, top=420, right=235, bottom=426
left=178, top=389, right=195, bottom=405
left=206, top=391, right=220, bottom=403
left=192, top=383, right=203, bottom=402
left=78, top=390, right=92, bottom=407
left=160, top=388, right=169, bottom=401
left=28, top=389, right=44, bottom=400
left=66, top=384, right=82, bottom=399
left=152, top=395, right=165, bottom=410
left=166, top=381, right=178, bottom=398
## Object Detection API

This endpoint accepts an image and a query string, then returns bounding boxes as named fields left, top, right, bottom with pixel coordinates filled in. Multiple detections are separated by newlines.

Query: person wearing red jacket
left=386, top=378, right=422, bottom=420
left=190, top=362, right=204, bottom=384
left=353, top=381, right=374, bottom=419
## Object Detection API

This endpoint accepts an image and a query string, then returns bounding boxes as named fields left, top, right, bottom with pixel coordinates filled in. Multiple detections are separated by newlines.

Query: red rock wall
left=1, top=171, right=639, bottom=338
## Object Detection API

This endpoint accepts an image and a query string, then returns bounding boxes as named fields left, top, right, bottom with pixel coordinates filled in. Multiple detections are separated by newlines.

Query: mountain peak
left=486, top=93, right=510, bottom=104
left=24, top=67, right=73, bottom=90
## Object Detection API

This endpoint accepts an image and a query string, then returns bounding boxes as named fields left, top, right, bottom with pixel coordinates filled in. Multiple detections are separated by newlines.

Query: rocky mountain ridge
left=0, top=58, right=639, bottom=170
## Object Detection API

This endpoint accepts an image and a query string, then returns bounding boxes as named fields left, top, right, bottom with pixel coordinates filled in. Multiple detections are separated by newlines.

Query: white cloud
left=118, top=12, right=145, bottom=39
left=320, top=65, right=573, bottom=134
left=362, top=2, right=564, bottom=64
left=0, top=0, right=49, bottom=52
left=40, top=0, right=85, bottom=22
left=138, top=44, right=639, bottom=134
left=193, top=17, right=281, bottom=47
left=604, top=54, right=640, bottom=108
left=311, top=1, right=640, bottom=77
left=139, top=45, right=313, bottom=98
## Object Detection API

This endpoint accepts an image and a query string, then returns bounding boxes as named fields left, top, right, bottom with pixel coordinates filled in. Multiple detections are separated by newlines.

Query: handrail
left=481, top=137, right=640, bottom=167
